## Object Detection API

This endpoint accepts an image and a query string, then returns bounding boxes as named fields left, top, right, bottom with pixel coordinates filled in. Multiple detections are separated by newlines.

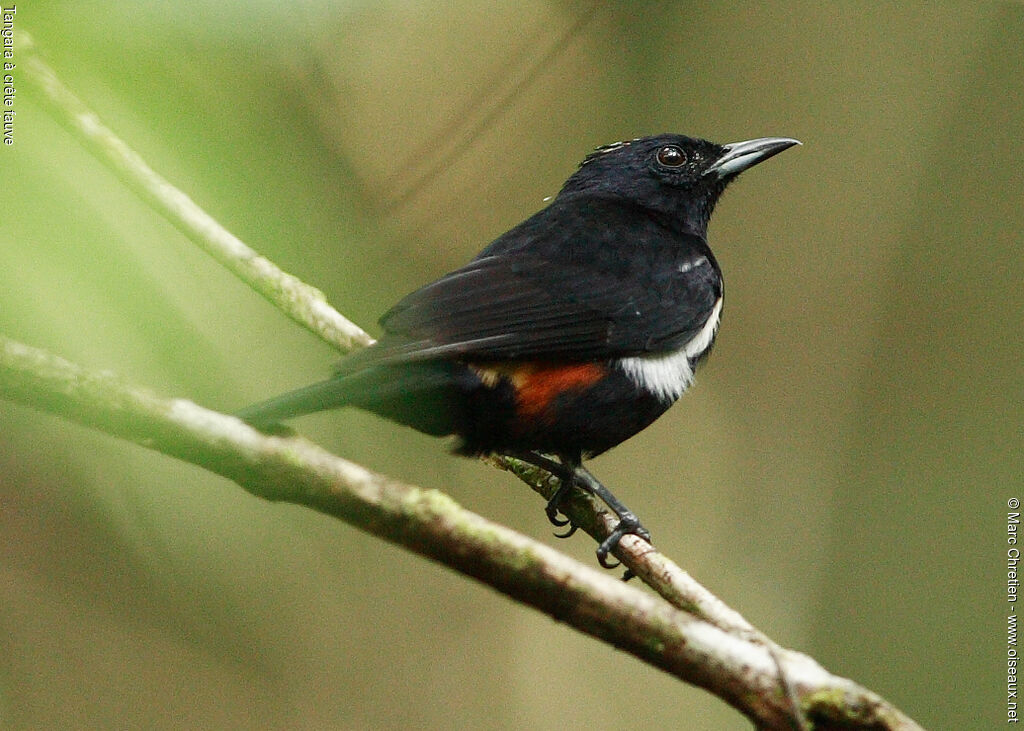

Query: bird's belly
left=459, top=361, right=672, bottom=458
left=457, top=288, right=723, bottom=457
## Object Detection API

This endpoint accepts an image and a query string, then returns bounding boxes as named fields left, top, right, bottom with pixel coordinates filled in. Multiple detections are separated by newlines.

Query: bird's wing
left=340, top=240, right=720, bottom=373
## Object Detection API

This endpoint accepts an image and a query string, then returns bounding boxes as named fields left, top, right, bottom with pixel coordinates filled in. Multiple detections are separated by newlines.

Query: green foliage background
left=1, top=2, right=1020, bottom=728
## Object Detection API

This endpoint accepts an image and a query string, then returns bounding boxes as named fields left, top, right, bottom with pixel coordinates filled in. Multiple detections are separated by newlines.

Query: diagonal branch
left=15, top=31, right=373, bottom=354
left=0, top=335, right=921, bottom=730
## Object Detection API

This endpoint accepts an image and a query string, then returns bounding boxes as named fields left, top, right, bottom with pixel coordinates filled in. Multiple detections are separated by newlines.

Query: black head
left=557, top=133, right=800, bottom=236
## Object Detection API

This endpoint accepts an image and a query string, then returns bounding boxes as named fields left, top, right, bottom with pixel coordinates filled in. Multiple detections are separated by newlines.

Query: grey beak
left=704, top=137, right=801, bottom=178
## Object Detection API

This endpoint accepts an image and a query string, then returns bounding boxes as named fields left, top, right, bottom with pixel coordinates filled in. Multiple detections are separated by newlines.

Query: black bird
left=239, top=133, right=799, bottom=566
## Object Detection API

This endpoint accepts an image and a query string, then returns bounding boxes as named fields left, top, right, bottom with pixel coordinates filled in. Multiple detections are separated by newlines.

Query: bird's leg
left=507, top=451, right=652, bottom=569
left=570, top=466, right=651, bottom=568
left=505, top=451, right=579, bottom=536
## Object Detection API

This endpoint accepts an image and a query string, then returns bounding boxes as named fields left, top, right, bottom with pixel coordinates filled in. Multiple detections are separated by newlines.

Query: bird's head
left=558, top=133, right=800, bottom=236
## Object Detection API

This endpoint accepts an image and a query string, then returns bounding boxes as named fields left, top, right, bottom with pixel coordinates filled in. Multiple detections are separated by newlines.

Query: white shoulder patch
left=617, top=297, right=723, bottom=402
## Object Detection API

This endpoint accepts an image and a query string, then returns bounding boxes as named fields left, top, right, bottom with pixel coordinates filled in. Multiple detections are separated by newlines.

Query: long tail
left=236, top=361, right=468, bottom=436
left=236, top=377, right=355, bottom=428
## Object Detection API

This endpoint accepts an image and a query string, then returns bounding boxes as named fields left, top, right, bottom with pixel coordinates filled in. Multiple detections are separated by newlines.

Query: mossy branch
left=0, top=335, right=920, bottom=730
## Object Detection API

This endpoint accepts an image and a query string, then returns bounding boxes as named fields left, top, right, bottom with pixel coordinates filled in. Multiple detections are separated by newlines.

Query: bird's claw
left=546, top=496, right=579, bottom=538
left=553, top=523, right=578, bottom=539
left=544, top=480, right=574, bottom=528
left=529, top=454, right=650, bottom=573
left=545, top=504, right=571, bottom=527
left=595, top=516, right=651, bottom=569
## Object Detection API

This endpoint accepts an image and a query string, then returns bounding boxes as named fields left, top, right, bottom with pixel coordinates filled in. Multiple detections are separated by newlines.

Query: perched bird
left=239, top=133, right=799, bottom=566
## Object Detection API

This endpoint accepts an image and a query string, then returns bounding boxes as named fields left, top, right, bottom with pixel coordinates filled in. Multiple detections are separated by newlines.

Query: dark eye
left=656, top=145, right=686, bottom=168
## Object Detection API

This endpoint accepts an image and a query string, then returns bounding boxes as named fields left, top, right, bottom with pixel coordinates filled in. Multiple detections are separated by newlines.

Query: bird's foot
left=544, top=480, right=579, bottom=538
left=595, top=512, right=651, bottom=569
left=504, top=451, right=651, bottom=574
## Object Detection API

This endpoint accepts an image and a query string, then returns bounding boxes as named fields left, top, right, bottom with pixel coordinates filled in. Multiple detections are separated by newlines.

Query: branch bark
left=15, top=31, right=373, bottom=354
left=0, top=336, right=920, bottom=730
left=12, top=30, right=925, bottom=730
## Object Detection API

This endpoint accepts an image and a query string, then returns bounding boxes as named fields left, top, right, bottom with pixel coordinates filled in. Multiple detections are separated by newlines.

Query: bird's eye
left=656, top=145, right=686, bottom=168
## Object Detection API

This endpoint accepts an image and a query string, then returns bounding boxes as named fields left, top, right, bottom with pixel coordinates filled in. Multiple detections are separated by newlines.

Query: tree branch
left=0, top=336, right=920, bottom=730
left=16, top=31, right=373, bottom=354
left=13, top=30, right=925, bottom=729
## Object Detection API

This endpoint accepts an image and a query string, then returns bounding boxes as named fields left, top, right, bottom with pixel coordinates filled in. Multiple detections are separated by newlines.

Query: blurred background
left=1, top=2, right=1020, bottom=728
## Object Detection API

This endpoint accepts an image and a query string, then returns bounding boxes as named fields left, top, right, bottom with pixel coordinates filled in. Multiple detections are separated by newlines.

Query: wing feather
left=341, top=201, right=722, bottom=373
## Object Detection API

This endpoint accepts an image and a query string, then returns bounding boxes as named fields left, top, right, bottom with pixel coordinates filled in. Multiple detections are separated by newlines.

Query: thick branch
left=0, top=336, right=922, bottom=730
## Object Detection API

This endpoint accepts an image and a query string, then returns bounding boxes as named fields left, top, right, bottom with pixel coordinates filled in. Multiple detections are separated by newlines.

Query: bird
left=238, top=133, right=800, bottom=567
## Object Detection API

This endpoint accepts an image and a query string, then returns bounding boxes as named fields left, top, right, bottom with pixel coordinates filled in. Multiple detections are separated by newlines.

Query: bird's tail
left=236, top=361, right=469, bottom=436
left=236, top=377, right=356, bottom=429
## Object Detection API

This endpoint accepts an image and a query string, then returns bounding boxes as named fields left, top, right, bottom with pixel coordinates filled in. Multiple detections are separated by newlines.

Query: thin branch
left=0, top=336, right=922, bottom=730
left=12, top=29, right=926, bottom=729
left=486, top=455, right=760, bottom=631
left=15, top=31, right=373, bottom=354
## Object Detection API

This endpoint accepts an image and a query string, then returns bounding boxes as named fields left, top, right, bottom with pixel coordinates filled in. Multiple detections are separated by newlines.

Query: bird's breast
left=616, top=296, right=723, bottom=402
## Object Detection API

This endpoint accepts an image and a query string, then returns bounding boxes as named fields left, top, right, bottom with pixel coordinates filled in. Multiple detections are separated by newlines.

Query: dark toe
left=553, top=523, right=579, bottom=539
left=595, top=517, right=652, bottom=569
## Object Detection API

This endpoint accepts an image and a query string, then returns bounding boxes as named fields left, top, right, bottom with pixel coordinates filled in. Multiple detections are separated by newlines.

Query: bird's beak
left=704, top=137, right=801, bottom=179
